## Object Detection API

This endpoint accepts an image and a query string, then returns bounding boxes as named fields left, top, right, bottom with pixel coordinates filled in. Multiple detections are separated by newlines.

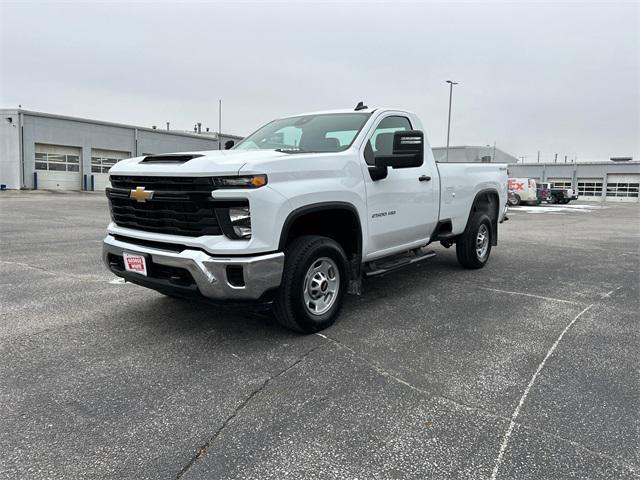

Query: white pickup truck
left=103, top=105, right=508, bottom=333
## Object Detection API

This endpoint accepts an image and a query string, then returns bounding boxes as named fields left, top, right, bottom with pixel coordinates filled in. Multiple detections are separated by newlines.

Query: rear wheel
left=456, top=213, right=492, bottom=269
left=273, top=235, right=348, bottom=333
left=548, top=195, right=558, bottom=204
left=508, top=194, right=521, bottom=206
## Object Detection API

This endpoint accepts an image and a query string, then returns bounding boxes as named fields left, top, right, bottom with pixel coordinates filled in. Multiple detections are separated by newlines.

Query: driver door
left=361, top=114, right=438, bottom=260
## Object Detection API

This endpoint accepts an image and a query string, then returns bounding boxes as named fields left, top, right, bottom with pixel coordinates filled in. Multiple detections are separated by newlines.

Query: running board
left=364, top=249, right=436, bottom=278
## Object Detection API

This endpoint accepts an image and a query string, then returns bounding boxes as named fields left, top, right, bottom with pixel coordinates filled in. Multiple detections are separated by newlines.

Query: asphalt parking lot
left=1, top=192, right=638, bottom=480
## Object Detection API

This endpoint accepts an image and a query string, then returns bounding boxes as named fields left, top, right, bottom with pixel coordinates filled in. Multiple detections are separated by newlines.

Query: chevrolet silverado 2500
left=103, top=105, right=508, bottom=333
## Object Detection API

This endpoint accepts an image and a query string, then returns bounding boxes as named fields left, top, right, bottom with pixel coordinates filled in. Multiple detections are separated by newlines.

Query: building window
left=577, top=181, right=603, bottom=197
left=91, top=156, right=120, bottom=173
left=549, top=180, right=572, bottom=189
left=35, top=152, right=80, bottom=172
left=607, top=183, right=640, bottom=198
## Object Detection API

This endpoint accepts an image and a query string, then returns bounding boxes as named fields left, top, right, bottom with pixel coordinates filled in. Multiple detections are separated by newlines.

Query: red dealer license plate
left=123, top=252, right=148, bottom=276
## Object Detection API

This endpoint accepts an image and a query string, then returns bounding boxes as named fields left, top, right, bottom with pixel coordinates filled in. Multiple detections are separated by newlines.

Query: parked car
left=538, top=182, right=579, bottom=204
left=103, top=105, right=508, bottom=333
left=507, top=178, right=541, bottom=205
left=536, top=183, right=551, bottom=203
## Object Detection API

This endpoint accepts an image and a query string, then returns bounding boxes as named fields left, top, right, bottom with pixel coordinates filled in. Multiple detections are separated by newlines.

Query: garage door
left=547, top=178, right=573, bottom=189
left=34, top=144, right=82, bottom=190
left=606, top=174, right=640, bottom=203
left=91, top=149, right=131, bottom=191
left=577, top=178, right=604, bottom=201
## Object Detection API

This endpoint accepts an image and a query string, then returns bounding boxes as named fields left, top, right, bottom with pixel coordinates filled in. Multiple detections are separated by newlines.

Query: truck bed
left=436, top=162, right=508, bottom=234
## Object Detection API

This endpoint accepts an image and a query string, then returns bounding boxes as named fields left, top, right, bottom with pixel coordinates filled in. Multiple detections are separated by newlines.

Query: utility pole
left=445, top=80, right=458, bottom=163
left=218, top=99, right=222, bottom=150
left=554, top=153, right=558, bottom=163
left=564, top=155, right=567, bottom=163
left=537, top=150, right=541, bottom=163
left=519, top=156, right=527, bottom=163
left=492, top=141, right=496, bottom=162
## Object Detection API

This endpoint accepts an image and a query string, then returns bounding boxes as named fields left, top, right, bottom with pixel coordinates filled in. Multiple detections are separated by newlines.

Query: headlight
left=228, top=206, right=251, bottom=239
left=214, top=175, right=267, bottom=188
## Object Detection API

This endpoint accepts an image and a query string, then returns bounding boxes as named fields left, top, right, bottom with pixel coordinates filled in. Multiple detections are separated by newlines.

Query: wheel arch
left=279, top=202, right=363, bottom=260
left=467, top=188, right=501, bottom=246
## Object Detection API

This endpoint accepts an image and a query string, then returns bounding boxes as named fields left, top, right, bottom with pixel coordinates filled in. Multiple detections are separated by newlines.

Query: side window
left=366, top=116, right=412, bottom=165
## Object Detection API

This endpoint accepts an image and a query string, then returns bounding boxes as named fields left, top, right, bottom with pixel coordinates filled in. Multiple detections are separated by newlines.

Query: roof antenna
left=354, top=101, right=367, bottom=111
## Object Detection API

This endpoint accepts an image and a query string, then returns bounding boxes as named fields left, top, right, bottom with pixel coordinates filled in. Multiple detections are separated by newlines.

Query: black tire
left=273, top=235, right=348, bottom=333
left=548, top=195, right=558, bottom=204
left=508, top=194, right=521, bottom=206
left=160, top=292, right=184, bottom=299
left=456, top=213, right=492, bottom=269
left=536, top=198, right=542, bottom=206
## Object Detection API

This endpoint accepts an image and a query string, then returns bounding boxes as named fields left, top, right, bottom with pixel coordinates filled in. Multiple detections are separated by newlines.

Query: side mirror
left=374, top=130, right=424, bottom=169
left=224, top=140, right=235, bottom=150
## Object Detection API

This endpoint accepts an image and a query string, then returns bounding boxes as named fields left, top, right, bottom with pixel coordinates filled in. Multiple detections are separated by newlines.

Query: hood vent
left=141, top=154, right=203, bottom=163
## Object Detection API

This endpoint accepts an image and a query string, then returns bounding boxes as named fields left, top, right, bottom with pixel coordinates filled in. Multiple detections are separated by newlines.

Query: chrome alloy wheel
left=476, top=223, right=490, bottom=260
left=303, top=257, right=340, bottom=316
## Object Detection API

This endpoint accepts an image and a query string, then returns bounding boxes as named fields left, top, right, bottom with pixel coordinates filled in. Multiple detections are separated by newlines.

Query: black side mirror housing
left=375, top=130, right=424, bottom=169
left=224, top=140, right=235, bottom=150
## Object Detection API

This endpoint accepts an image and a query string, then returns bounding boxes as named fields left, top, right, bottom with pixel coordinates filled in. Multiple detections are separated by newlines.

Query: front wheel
left=508, top=194, right=521, bottom=206
left=273, top=235, right=348, bottom=333
left=456, top=213, right=492, bottom=269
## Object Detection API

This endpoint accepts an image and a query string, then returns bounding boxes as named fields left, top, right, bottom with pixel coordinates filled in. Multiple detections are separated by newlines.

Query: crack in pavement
left=479, top=287, right=587, bottom=306
left=490, top=286, right=631, bottom=479
left=175, top=341, right=327, bottom=479
left=315, top=332, right=515, bottom=420
left=315, top=325, right=638, bottom=476
left=0, top=260, right=107, bottom=283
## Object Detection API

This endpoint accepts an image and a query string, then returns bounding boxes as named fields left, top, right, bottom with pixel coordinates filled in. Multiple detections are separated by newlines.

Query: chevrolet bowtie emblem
left=129, top=186, right=154, bottom=203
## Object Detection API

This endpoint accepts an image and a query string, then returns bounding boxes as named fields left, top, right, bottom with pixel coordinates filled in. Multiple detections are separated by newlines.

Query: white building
left=433, top=145, right=639, bottom=203
left=507, top=160, right=640, bottom=203
left=0, top=109, right=243, bottom=191
left=432, top=145, right=518, bottom=164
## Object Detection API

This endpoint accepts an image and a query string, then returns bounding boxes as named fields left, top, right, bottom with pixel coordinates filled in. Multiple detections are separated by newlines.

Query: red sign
left=508, top=179, right=525, bottom=191
left=126, top=256, right=144, bottom=271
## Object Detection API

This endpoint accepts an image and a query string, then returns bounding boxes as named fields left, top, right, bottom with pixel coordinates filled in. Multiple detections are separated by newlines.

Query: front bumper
left=103, top=234, right=284, bottom=301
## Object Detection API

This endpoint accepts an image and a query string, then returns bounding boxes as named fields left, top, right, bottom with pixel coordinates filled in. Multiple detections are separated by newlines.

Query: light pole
left=445, top=80, right=458, bottom=163
left=218, top=99, right=222, bottom=150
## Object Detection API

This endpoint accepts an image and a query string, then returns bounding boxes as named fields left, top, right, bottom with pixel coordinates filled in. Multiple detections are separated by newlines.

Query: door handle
left=419, top=175, right=431, bottom=182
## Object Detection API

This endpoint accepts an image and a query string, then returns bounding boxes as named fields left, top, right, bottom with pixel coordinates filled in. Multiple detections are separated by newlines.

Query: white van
left=508, top=178, right=540, bottom=205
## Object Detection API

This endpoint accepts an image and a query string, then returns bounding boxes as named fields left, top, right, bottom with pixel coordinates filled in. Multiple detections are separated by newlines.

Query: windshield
left=235, top=113, right=371, bottom=153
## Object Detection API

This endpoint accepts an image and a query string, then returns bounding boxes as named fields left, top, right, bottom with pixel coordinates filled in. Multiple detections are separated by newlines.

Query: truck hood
left=109, top=149, right=296, bottom=177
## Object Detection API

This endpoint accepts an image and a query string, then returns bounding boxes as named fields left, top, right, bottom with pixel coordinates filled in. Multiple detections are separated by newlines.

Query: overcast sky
left=1, top=0, right=638, bottom=161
